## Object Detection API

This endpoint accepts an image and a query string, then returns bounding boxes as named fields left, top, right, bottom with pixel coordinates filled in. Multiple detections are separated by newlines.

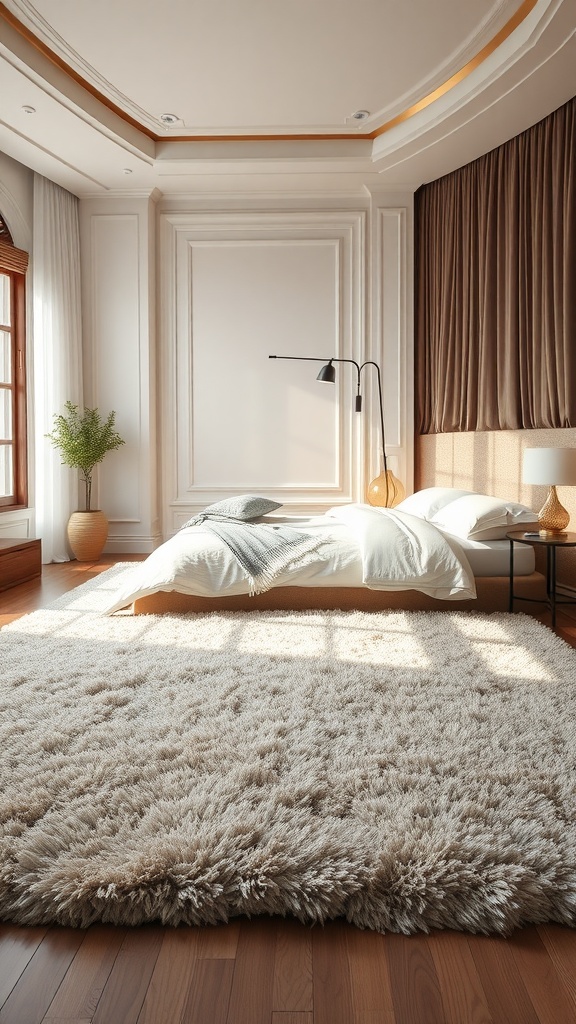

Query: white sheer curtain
left=33, top=174, right=83, bottom=562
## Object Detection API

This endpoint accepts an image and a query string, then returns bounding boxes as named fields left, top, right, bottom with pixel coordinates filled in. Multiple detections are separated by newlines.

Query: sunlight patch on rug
left=450, top=614, right=555, bottom=680
left=0, top=564, right=575, bottom=934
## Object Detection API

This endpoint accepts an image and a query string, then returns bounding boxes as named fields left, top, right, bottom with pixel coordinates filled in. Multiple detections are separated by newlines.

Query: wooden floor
left=0, top=559, right=575, bottom=1024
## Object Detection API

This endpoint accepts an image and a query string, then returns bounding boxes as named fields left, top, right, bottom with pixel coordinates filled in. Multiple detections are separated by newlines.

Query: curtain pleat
left=415, top=96, right=576, bottom=434
left=33, top=174, right=83, bottom=563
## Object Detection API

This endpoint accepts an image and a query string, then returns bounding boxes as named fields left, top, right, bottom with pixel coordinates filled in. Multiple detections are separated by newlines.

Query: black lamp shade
left=316, top=361, right=336, bottom=384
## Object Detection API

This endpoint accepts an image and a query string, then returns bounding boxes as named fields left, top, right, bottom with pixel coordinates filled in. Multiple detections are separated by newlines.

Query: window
left=0, top=215, right=28, bottom=509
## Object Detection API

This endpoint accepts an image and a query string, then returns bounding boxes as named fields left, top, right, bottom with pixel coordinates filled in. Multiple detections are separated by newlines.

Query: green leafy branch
left=46, top=401, right=125, bottom=511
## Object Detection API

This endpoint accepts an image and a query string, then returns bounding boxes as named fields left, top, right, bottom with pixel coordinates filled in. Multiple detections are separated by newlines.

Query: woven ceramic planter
left=67, top=510, right=109, bottom=562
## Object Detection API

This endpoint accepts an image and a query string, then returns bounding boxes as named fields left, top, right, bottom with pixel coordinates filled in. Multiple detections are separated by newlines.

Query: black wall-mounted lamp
left=269, top=354, right=404, bottom=507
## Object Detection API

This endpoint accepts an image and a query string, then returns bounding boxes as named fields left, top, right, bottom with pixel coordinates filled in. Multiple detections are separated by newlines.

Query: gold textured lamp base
left=367, top=470, right=405, bottom=508
left=537, top=485, right=570, bottom=536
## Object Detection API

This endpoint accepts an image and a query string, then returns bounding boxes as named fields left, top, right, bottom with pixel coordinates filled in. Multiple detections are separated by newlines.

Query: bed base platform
left=132, top=572, right=546, bottom=616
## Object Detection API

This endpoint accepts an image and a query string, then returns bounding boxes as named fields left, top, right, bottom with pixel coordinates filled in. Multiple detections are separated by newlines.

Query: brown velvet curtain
left=415, top=96, right=576, bottom=434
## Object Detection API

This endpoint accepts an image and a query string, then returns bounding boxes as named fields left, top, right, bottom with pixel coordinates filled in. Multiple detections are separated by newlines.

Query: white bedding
left=103, top=504, right=477, bottom=614
left=440, top=532, right=536, bottom=577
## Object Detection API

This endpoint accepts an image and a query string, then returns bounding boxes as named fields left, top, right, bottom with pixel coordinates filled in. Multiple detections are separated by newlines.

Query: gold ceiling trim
left=0, top=0, right=539, bottom=144
left=371, top=0, right=539, bottom=140
left=0, top=1, right=157, bottom=139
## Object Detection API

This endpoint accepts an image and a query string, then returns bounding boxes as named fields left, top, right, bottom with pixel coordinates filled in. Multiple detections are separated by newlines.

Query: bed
left=103, top=489, right=545, bottom=616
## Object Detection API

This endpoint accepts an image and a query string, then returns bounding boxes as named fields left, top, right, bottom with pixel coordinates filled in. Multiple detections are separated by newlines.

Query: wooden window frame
left=0, top=235, right=29, bottom=511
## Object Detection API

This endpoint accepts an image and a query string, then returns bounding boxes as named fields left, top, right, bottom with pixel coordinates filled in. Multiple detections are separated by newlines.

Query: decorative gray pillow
left=181, top=494, right=282, bottom=529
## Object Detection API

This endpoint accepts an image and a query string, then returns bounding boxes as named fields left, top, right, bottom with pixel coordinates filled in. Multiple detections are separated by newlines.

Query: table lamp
left=522, top=447, right=576, bottom=536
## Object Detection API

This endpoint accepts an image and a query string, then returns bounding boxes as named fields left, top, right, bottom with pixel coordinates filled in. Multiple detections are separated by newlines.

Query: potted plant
left=46, top=401, right=125, bottom=561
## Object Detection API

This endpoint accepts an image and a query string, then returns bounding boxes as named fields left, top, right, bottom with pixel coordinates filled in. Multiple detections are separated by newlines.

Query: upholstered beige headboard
left=416, top=428, right=576, bottom=589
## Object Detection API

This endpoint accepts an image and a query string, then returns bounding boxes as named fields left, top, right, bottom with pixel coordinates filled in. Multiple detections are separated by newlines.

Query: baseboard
left=104, top=538, right=158, bottom=555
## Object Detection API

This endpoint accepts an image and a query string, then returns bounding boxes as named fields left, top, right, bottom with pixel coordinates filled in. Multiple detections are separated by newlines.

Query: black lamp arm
left=359, top=361, right=388, bottom=473
left=269, top=355, right=330, bottom=363
left=269, top=354, right=361, bottom=398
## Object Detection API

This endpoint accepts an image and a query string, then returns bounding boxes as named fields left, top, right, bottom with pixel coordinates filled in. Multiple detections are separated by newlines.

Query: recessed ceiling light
left=351, top=110, right=370, bottom=121
left=159, top=113, right=180, bottom=125
left=123, top=168, right=133, bottom=175
left=22, top=105, right=36, bottom=114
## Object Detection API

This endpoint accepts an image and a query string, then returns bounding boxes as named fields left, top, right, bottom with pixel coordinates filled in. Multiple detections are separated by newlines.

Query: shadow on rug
left=1, top=564, right=575, bottom=933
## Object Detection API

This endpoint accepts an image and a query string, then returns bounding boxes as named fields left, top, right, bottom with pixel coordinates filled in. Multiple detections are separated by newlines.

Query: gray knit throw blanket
left=186, top=513, right=328, bottom=595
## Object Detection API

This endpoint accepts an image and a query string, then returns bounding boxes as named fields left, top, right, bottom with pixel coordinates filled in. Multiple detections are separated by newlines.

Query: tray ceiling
left=0, top=0, right=574, bottom=194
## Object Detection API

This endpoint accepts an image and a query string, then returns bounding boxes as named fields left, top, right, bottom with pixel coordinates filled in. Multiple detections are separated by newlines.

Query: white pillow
left=429, top=493, right=537, bottom=540
left=395, top=487, right=473, bottom=520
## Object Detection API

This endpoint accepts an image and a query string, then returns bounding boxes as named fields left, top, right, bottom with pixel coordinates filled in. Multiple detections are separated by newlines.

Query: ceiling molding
left=0, top=0, right=573, bottom=195
left=0, top=0, right=544, bottom=144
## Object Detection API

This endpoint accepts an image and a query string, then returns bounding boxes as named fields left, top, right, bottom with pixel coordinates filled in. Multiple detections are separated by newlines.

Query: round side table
left=507, top=530, right=576, bottom=629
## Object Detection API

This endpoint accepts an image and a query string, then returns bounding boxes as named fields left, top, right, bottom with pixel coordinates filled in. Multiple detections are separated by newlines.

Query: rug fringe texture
left=1, top=563, right=575, bottom=933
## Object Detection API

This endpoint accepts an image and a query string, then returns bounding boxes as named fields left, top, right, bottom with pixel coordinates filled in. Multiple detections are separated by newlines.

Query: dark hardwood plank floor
left=0, top=558, right=575, bottom=1024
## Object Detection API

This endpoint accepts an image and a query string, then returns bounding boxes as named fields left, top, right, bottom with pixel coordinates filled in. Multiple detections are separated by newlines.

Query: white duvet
left=103, top=504, right=476, bottom=614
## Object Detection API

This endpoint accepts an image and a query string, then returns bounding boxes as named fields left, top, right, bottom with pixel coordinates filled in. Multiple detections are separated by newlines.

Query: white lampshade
left=523, top=448, right=576, bottom=486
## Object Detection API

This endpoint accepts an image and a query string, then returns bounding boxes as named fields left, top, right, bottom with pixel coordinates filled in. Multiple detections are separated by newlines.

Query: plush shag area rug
left=1, top=563, right=575, bottom=934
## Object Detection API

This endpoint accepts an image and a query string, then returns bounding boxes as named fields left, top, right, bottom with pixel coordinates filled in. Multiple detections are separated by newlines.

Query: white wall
left=0, top=151, right=34, bottom=539
left=80, top=187, right=413, bottom=549
left=158, top=191, right=413, bottom=539
left=78, top=188, right=409, bottom=548
left=79, top=193, right=160, bottom=552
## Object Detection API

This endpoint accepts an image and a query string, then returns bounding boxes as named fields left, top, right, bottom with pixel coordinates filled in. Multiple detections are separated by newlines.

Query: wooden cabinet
left=0, top=538, right=41, bottom=591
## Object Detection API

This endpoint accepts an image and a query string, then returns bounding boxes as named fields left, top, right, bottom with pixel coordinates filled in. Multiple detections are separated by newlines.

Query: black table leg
left=506, top=532, right=575, bottom=634
left=550, top=545, right=556, bottom=629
